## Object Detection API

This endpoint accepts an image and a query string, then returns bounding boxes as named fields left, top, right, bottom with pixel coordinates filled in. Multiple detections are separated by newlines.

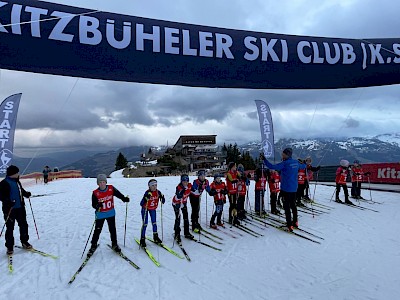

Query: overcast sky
left=2, top=0, right=400, bottom=156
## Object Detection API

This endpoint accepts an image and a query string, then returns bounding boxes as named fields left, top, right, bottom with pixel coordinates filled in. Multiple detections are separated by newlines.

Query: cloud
left=344, top=117, right=360, bottom=128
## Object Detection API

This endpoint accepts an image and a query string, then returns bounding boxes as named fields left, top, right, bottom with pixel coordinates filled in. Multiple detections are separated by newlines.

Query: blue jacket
left=263, top=158, right=305, bottom=192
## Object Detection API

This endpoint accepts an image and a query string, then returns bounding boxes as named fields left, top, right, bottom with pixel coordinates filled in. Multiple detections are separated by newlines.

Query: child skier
left=189, top=170, right=211, bottom=232
left=236, top=164, right=250, bottom=220
left=350, top=160, right=371, bottom=199
left=139, top=179, right=165, bottom=248
left=254, top=167, right=267, bottom=215
left=268, top=169, right=281, bottom=215
left=296, top=161, right=307, bottom=206
left=209, top=174, right=228, bottom=228
left=304, top=157, right=320, bottom=201
left=335, top=160, right=352, bottom=205
left=88, top=174, right=130, bottom=255
left=226, top=162, right=241, bottom=225
left=172, top=174, right=194, bottom=244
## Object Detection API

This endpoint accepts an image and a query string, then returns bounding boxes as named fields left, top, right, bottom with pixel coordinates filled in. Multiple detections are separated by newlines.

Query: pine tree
left=115, top=152, right=128, bottom=170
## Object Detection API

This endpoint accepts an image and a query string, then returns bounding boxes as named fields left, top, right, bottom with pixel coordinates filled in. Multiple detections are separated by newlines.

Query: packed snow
left=0, top=171, right=398, bottom=300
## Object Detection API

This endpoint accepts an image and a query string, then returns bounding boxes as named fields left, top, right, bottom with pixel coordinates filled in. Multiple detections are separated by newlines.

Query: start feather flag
left=0, top=93, right=22, bottom=175
left=255, top=100, right=275, bottom=161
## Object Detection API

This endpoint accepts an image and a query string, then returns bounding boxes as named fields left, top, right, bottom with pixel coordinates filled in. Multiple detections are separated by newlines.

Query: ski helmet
left=181, top=174, right=189, bottom=182
left=340, top=159, right=349, bottom=167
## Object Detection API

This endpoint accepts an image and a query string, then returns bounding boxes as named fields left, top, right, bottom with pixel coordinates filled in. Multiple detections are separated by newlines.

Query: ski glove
left=95, top=202, right=102, bottom=210
left=159, top=193, right=165, bottom=204
left=122, top=196, right=130, bottom=203
left=173, top=203, right=181, bottom=209
left=26, top=192, right=32, bottom=198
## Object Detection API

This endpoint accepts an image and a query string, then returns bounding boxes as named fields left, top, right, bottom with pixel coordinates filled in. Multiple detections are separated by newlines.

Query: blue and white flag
left=0, top=94, right=22, bottom=175
left=255, top=100, right=274, bottom=161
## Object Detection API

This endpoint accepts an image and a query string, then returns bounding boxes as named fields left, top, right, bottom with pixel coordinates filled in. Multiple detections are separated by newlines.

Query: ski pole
left=28, top=198, right=39, bottom=239
left=0, top=207, right=13, bottom=238
left=261, top=164, right=265, bottom=214
left=205, top=192, right=208, bottom=230
left=330, top=188, right=336, bottom=202
left=160, top=202, right=164, bottom=242
left=81, top=219, right=96, bottom=259
left=368, top=175, right=373, bottom=201
left=123, top=201, right=128, bottom=247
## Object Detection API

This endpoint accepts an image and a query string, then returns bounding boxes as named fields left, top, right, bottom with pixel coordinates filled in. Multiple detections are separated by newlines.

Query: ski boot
left=217, top=222, right=225, bottom=227
left=335, top=198, right=343, bottom=203
left=184, top=232, right=195, bottom=240
left=293, top=221, right=299, bottom=229
left=153, top=233, right=162, bottom=244
left=6, top=247, right=13, bottom=255
left=22, top=242, right=32, bottom=250
left=345, top=199, right=354, bottom=205
left=140, top=237, right=147, bottom=248
left=233, top=218, right=241, bottom=226
left=111, top=243, right=121, bottom=253
left=174, top=233, right=181, bottom=244
left=210, top=223, right=217, bottom=229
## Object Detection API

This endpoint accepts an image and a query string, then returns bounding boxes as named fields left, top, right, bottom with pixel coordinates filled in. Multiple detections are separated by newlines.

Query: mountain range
left=14, top=133, right=400, bottom=177
left=241, top=133, right=400, bottom=166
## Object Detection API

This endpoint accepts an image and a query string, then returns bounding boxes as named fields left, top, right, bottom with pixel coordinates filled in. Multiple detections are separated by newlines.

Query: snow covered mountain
left=240, top=134, right=400, bottom=165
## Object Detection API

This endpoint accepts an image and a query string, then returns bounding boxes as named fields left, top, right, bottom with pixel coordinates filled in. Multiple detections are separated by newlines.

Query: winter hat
left=6, top=165, right=19, bottom=176
left=197, top=170, right=206, bottom=177
left=353, top=160, right=360, bottom=165
left=282, top=148, right=293, bottom=157
left=340, top=160, right=349, bottom=167
left=97, top=174, right=108, bottom=184
left=237, top=164, right=244, bottom=172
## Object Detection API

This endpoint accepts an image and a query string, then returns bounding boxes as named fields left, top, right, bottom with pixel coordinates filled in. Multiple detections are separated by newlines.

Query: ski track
left=0, top=178, right=399, bottom=299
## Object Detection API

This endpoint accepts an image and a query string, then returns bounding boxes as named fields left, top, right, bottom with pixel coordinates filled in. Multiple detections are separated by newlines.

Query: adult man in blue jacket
left=261, top=148, right=305, bottom=231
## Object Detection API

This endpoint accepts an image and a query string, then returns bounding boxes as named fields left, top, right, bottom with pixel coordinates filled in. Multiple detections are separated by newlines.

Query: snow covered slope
left=0, top=176, right=398, bottom=300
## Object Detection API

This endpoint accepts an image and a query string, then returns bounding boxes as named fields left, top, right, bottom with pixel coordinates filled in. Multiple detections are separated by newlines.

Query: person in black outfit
left=0, top=165, right=32, bottom=255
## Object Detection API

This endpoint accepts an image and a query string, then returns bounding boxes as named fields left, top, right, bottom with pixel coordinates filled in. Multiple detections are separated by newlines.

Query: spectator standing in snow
left=0, top=165, right=33, bottom=255
left=42, top=166, right=51, bottom=184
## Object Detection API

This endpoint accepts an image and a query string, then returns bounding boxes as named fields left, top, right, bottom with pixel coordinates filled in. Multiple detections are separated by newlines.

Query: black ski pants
left=173, top=204, right=190, bottom=235
left=91, top=216, right=117, bottom=247
left=281, top=191, right=297, bottom=227
left=3, top=206, right=29, bottom=249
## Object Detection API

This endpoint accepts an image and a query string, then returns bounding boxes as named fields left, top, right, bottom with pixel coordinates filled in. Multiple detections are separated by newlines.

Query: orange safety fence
left=20, top=170, right=83, bottom=183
